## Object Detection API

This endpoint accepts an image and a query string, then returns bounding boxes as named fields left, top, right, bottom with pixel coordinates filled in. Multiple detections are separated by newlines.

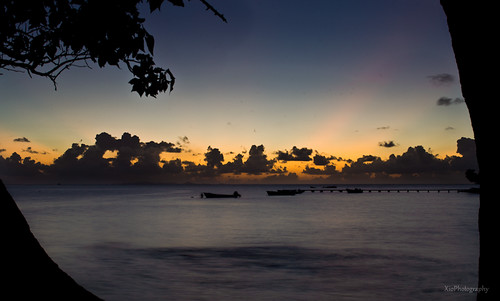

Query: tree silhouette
left=441, top=0, right=495, bottom=299
left=0, top=0, right=226, bottom=97
left=465, top=169, right=480, bottom=185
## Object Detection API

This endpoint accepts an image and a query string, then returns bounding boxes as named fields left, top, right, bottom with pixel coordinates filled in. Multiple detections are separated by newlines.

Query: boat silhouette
left=267, top=189, right=305, bottom=196
left=203, top=191, right=241, bottom=198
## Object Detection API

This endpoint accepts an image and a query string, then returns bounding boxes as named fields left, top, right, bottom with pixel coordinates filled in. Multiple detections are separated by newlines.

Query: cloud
left=384, top=146, right=444, bottom=174
left=23, top=147, right=38, bottom=154
left=428, top=73, right=455, bottom=86
left=26, top=135, right=276, bottom=182
left=446, top=137, right=478, bottom=171
left=93, top=132, right=181, bottom=171
left=437, top=96, right=465, bottom=106
left=456, top=137, right=476, bottom=158
left=162, top=159, right=184, bottom=174
left=358, top=155, right=380, bottom=163
left=241, top=145, right=275, bottom=175
left=178, top=136, right=190, bottom=144
left=313, top=154, right=330, bottom=166
left=0, top=152, right=47, bottom=183
left=45, top=132, right=184, bottom=182
left=0, top=132, right=479, bottom=184
left=22, top=146, right=49, bottom=155
left=277, top=146, right=313, bottom=162
left=176, top=136, right=191, bottom=151
left=182, top=160, right=206, bottom=175
left=377, top=126, right=390, bottom=130
left=378, top=141, right=397, bottom=148
left=134, top=141, right=181, bottom=174
left=340, top=143, right=478, bottom=183
left=303, top=164, right=338, bottom=176
left=13, top=137, right=30, bottom=143
left=219, top=153, right=244, bottom=175
left=205, top=146, right=224, bottom=168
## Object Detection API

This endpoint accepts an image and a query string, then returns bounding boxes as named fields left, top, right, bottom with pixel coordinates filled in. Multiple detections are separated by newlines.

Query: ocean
left=9, top=184, right=479, bottom=301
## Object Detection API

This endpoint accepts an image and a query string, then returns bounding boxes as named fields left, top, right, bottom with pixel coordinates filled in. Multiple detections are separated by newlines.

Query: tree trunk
left=0, top=180, right=102, bottom=300
left=440, top=1, right=496, bottom=299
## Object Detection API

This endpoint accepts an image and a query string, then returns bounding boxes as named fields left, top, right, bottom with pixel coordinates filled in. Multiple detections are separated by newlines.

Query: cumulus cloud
left=42, top=132, right=184, bottom=182
left=313, top=154, right=330, bottom=166
left=161, top=159, right=184, bottom=174
left=456, top=137, right=476, bottom=159
left=176, top=136, right=191, bottom=152
left=378, top=141, right=397, bottom=148
left=0, top=132, right=478, bottom=184
left=36, top=137, right=276, bottom=182
left=241, top=145, right=275, bottom=175
left=22, top=147, right=49, bottom=155
left=13, top=137, right=30, bottom=143
left=447, top=137, right=478, bottom=171
left=384, top=146, right=445, bottom=174
left=0, top=152, right=47, bottom=183
left=277, top=146, right=313, bottom=162
left=205, top=146, right=224, bottom=168
left=303, top=164, right=338, bottom=176
left=220, top=153, right=245, bottom=175
left=428, top=73, right=455, bottom=86
left=23, top=147, right=38, bottom=154
left=437, top=96, right=465, bottom=106
left=178, top=136, right=190, bottom=144
left=340, top=143, right=478, bottom=183
left=180, top=145, right=275, bottom=178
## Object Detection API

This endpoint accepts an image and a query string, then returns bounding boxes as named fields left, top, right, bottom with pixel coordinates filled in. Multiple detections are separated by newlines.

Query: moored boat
left=267, top=189, right=305, bottom=196
left=346, top=188, right=363, bottom=193
left=203, top=191, right=241, bottom=198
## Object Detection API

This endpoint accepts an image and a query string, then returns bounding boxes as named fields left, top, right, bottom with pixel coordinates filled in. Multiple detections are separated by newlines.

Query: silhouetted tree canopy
left=0, top=0, right=226, bottom=97
left=465, top=169, right=480, bottom=184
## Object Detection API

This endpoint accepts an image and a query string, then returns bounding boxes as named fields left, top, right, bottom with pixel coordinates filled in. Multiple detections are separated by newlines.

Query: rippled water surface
left=10, top=184, right=479, bottom=300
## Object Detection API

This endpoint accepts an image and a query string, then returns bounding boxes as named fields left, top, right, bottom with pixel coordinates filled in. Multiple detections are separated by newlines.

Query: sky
left=0, top=0, right=477, bottom=184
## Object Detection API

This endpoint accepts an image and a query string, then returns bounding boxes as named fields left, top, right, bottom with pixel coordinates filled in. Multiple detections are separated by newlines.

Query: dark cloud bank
left=0, top=132, right=478, bottom=184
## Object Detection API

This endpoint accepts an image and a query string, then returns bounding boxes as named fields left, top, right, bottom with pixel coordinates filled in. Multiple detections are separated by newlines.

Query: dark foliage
left=465, top=169, right=480, bottom=184
left=0, top=0, right=225, bottom=97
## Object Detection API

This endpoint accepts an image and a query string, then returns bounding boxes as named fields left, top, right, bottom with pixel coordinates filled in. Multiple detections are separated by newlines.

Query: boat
left=203, top=191, right=241, bottom=198
left=267, top=189, right=305, bottom=196
left=346, top=188, right=363, bottom=193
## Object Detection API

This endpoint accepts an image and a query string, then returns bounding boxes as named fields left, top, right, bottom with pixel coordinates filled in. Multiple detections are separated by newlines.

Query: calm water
left=9, top=184, right=479, bottom=301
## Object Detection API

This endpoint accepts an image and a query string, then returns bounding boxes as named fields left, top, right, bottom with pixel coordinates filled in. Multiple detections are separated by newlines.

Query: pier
left=305, top=188, right=475, bottom=193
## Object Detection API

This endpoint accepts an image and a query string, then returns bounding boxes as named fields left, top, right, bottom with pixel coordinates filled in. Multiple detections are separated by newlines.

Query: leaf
left=166, top=69, right=175, bottom=93
left=97, top=56, right=106, bottom=68
left=129, top=78, right=145, bottom=97
left=148, top=0, right=165, bottom=12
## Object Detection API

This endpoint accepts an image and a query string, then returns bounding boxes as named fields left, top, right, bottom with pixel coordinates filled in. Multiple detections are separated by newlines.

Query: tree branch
left=198, top=0, right=227, bottom=23
left=1, top=0, right=226, bottom=97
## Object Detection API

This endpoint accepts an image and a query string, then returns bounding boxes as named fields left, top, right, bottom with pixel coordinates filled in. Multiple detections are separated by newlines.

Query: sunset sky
left=0, top=0, right=476, bottom=184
